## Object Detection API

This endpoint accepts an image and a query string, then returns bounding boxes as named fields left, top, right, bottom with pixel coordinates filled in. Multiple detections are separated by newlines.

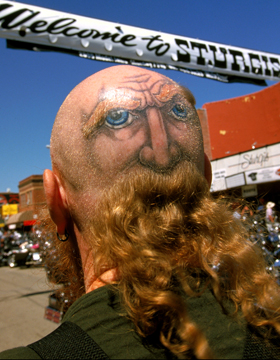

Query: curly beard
left=87, top=162, right=220, bottom=358
left=87, top=160, right=280, bottom=359
left=89, top=161, right=212, bottom=274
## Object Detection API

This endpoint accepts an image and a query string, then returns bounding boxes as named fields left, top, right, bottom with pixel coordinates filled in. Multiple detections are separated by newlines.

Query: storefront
left=210, top=142, right=280, bottom=207
left=5, top=210, right=36, bottom=231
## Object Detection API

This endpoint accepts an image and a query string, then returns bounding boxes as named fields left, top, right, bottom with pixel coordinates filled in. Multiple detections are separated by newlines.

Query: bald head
left=51, top=65, right=202, bottom=189
left=50, top=65, right=205, bottom=228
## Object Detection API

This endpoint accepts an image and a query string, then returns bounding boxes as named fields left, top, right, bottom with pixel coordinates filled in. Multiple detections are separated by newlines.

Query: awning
left=6, top=210, right=34, bottom=225
left=23, top=220, right=37, bottom=226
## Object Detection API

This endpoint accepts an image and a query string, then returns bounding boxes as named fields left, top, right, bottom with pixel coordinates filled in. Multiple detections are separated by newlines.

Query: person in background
left=266, top=202, right=275, bottom=222
left=266, top=201, right=275, bottom=232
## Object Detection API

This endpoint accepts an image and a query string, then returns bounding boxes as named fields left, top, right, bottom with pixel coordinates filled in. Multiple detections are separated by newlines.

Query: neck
left=75, top=229, right=117, bottom=293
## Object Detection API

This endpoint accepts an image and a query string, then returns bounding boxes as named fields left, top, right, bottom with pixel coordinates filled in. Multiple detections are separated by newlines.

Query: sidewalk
left=0, top=266, right=59, bottom=352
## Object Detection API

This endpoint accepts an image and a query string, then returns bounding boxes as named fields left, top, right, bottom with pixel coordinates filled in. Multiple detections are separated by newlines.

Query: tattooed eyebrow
left=82, top=96, right=141, bottom=139
left=154, top=83, right=182, bottom=102
left=82, top=83, right=190, bottom=139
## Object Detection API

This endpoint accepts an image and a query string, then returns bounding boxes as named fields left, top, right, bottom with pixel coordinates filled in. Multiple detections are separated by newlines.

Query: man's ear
left=204, top=153, right=212, bottom=188
left=43, top=169, right=70, bottom=235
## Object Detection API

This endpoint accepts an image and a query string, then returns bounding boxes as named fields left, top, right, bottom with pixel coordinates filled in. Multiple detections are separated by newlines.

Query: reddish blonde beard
left=86, top=162, right=215, bottom=358
left=86, top=161, right=280, bottom=358
left=88, top=161, right=211, bottom=275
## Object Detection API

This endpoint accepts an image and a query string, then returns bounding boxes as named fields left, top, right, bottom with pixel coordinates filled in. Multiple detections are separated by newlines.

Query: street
left=0, top=266, right=59, bottom=352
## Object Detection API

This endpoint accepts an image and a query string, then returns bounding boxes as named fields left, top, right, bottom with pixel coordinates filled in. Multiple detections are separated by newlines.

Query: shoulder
left=0, top=346, right=41, bottom=359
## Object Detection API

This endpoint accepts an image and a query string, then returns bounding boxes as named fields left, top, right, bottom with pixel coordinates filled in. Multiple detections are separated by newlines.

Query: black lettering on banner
left=261, top=56, right=271, bottom=76
left=61, top=26, right=79, bottom=36
left=249, top=53, right=262, bottom=75
left=1, top=2, right=280, bottom=81
left=78, top=29, right=94, bottom=38
left=209, top=45, right=227, bottom=69
left=269, top=57, right=280, bottom=77
left=0, top=7, right=39, bottom=29
left=0, top=4, right=136, bottom=47
left=29, top=20, right=48, bottom=33
left=0, top=4, right=12, bottom=12
left=83, top=29, right=100, bottom=38
left=175, top=38, right=191, bottom=63
left=120, top=35, right=136, bottom=47
left=229, top=49, right=250, bottom=73
left=248, top=53, right=263, bottom=75
left=92, top=30, right=120, bottom=41
left=46, top=18, right=76, bottom=34
left=92, top=29, right=136, bottom=46
left=190, top=41, right=208, bottom=65
left=142, top=35, right=170, bottom=56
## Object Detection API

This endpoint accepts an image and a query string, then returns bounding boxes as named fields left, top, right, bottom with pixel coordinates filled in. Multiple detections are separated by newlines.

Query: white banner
left=1, top=1, right=280, bottom=84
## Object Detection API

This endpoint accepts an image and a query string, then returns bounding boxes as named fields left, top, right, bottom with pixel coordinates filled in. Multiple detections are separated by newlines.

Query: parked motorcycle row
left=247, top=215, right=280, bottom=285
left=1, top=215, right=279, bottom=280
left=1, top=211, right=279, bottom=324
left=0, top=231, right=43, bottom=268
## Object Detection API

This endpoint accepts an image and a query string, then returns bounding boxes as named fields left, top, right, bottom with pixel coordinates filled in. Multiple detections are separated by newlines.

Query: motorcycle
left=250, top=216, right=280, bottom=285
left=0, top=234, right=43, bottom=268
left=0, top=235, right=28, bottom=267
left=25, top=242, right=43, bottom=267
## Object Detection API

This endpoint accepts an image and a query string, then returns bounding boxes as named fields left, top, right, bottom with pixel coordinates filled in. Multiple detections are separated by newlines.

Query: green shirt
left=0, top=285, right=246, bottom=359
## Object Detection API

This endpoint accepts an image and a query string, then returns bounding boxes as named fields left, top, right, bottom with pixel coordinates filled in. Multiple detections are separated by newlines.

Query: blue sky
left=1, top=0, right=279, bottom=193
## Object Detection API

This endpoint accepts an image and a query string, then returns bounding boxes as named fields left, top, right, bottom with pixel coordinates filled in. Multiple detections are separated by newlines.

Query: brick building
left=18, top=175, right=46, bottom=213
left=6, top=175, right=46, bottom=230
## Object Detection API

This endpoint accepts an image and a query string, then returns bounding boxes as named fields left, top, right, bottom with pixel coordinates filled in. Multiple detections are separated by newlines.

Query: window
left=20, top=193, right=26, bottom=207
left=27, top=190, right=32, bottom=205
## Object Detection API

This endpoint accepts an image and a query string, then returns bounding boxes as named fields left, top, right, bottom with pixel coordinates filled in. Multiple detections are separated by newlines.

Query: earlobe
left=43, top=169, right=70, bottom=235
left=204, top=153, right=212, bottom=188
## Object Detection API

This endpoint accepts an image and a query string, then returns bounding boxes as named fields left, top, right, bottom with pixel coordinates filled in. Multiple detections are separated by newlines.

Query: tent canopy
left=6, top=210, right=34, bottom=225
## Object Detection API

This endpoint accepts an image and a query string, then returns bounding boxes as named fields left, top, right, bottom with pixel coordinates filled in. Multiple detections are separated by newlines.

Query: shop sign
left=2, top=204, right=18, bottom=216
left=242, top=185, right=258, bottom=198
left=225, top=173, right=246, bottom=189
left=0, top=193, right=19, bottom=204
left=245, top=165, right=280, bottom=184
left=211, top=143, right=280, bottom=192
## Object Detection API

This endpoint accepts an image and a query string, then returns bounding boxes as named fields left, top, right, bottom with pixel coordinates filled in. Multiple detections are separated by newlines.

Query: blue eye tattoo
left=105, top=109, right=133, bottom=129
left=171, top=103, right=187, bottom=119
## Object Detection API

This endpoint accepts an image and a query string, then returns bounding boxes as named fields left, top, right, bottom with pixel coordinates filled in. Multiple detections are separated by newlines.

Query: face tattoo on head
left=81, top=71, right=204, bottom=178
left=50, top=66, right=204, bottom=229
